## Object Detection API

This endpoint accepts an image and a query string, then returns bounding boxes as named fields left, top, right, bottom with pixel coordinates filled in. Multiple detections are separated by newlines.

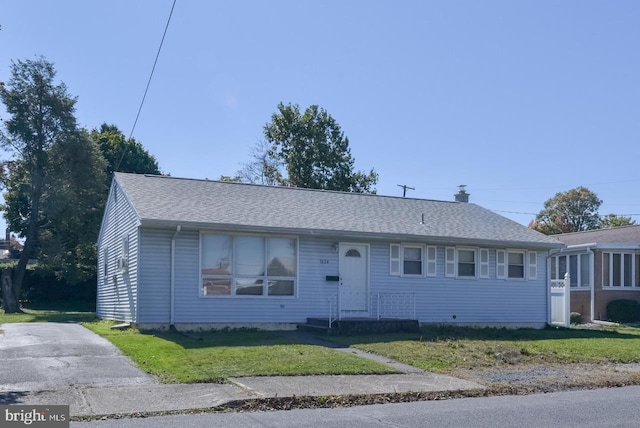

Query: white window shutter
left=479, top=249, right=489, bottom=279
left=426, top=246, right=437, bottom=277
left=496, top=250, right=506, bottom=279
left=390, top=244, right=401, bottom=276
left=445, top=247, right=456, bottom=277
left=528, top=251, right=538, bottom=280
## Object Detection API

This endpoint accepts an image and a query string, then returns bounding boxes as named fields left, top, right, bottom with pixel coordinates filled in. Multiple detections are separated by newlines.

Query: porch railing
left=328, top=292, right=340, bottom=328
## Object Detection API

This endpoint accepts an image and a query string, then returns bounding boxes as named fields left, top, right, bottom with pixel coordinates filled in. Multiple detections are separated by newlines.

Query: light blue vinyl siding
left=369, top=244, right=547, bottom=323
left=96, top=182, right=140, bottom=322
left=137, top=228, right=172, bottom=323
left=133, top=229, right=548, bottom=324
left=137, top=234, right=341, bottom=323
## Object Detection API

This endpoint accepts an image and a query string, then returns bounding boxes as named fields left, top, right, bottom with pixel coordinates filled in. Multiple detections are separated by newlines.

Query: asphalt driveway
left=0, top=323, right=155, bottom=391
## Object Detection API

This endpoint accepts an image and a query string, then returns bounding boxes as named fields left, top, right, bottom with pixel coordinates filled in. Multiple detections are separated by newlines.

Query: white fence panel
left=550, top=273, right=570, bottom=327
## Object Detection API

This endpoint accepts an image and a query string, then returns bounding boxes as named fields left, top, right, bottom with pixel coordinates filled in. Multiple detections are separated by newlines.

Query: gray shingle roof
left=555, top=225, right=640, bottom=246
left=114, top=173, right=562, bottom=248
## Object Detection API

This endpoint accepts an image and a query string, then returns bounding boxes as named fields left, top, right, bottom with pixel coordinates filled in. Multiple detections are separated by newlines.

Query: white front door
left=339, top=243, right=368, bottom=311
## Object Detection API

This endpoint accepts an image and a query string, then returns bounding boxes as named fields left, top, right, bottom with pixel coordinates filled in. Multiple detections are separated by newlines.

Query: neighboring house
left=552, top=225, right=640, bottom=322
left=97, top=173, right=562, bottom=330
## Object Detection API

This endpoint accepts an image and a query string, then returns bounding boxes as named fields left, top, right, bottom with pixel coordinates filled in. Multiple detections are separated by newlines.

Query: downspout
left=546, top=251, right=551, bottom=325
left=587, top=247, right=595, bottom=322
left=170, top=225, right=182, bottom=327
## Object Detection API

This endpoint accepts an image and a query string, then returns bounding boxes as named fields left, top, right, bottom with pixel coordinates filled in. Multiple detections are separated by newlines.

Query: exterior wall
left=137, top=228, right=173, bottom=323
left=570, top=290, right=592, bottom=322
left=370, top=244, right=548, bottom=324
left=137, top=232, right=341, bottom=324
left=96, top=182, right=140, bottom=322
left=135, top=229, right=549, bottom=326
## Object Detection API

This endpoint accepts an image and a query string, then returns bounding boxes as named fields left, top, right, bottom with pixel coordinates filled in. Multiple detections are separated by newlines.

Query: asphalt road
left=0, top=323, right=155, bottom=391
left=72, top=385, right=640, bottom=428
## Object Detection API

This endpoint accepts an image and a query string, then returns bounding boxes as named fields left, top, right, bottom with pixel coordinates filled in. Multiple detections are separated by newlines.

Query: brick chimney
left=454, top=185, right=469, bottom=203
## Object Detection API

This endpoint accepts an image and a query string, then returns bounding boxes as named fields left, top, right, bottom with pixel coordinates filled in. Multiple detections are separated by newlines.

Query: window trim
left=446, top=247, right=483, bottom=279
left=602, top=251, right=640, bottom=289
left=498, top=249, right=536, bottom=281
left=507, top=249, right=526, bottom=280
left=389, top=243, right=430, bottom=277
left=200, top=232, right=299, bottom=298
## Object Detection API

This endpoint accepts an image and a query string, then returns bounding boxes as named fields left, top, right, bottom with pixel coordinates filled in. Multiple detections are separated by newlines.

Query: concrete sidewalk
left=1, top=372, right=484, bottom=417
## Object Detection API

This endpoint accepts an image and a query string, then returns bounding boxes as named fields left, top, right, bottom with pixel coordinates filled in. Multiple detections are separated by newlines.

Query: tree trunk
left=1, top=268, right=20, bottom=313
left=11, top=168, right=44, bottom=306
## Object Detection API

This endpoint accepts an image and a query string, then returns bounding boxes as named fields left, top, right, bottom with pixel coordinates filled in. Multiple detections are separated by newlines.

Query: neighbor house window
left=201, top=234, right=297, bottom=297
left=603, top=252, right=640, bottom=288
left=550, top=253, right=589, bottom=288
left=390, top=244, right=436, bottom=277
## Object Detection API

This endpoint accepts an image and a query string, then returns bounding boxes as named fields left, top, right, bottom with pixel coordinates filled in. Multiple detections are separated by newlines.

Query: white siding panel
left=96, top=182, right=140, bottom=322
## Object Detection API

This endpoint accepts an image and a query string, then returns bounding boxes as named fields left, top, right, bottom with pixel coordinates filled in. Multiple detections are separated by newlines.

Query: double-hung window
left=457, top=249, right=476, bottom=277
left=390, top=244, right=436, bottom=277
left=201, top=234, right=297, bottom=297
left=446, top=247, right=488, bottom=279
left=497, top=250, right=537, bottom=280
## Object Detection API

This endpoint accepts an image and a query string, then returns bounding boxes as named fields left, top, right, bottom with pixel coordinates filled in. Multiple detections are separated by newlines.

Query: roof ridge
left=118, top=172, right=459, bottom=204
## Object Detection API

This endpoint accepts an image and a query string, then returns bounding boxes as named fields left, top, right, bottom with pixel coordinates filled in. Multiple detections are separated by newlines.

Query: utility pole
left=397, top=184, right=415, bottom=198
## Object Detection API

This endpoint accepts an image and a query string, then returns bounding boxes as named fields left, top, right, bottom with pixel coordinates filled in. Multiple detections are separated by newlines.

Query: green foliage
left=0, top=57, right=80, bottom=310
left=37, top=130, right=107, bottom=282
left=90, top=123, right=161, bottom=185
left=599, top=214, right=636, bottom=229
left=607, top=299, right=640, bottom=323
left=261, top=103, right=378, bottom=193
left=0, top=59, right=162, bottom=295
left=531, top=186, right=602, bottom=235
left=570, top=312, right=583, bottom=325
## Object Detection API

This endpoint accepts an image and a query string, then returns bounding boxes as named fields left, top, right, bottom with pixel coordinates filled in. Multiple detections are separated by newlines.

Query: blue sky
left=1, top=0, right=640, bottom=230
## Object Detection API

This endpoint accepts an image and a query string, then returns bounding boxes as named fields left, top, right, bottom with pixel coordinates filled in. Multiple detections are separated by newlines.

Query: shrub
left=606, top=299, right=640, bottom=323
left=570, top=312, right=582, bottom=325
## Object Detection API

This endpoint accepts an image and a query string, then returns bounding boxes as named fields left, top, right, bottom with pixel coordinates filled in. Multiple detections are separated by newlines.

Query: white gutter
left=170, top=225, right=182, bottom=326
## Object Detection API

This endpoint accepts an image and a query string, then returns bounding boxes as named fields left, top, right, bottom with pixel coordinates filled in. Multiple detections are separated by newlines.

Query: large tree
left=36, top=130, right=107, bottom=283
left=90, top=123, right=161, bottom=185
left=260, top=103, right=378, bottom=193
left=0, top=58, right=79, bottom=312
left=236, top=139, right=282, bottom=185
left=530, top=186, right=602, bottom=235
left=599, top=214, right=636, bottom=229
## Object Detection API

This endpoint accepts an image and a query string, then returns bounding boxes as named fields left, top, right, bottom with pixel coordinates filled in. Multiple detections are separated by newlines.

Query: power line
left=397, top=184, right=415, bottom=198
left=116, top=0, right=177, bottom=172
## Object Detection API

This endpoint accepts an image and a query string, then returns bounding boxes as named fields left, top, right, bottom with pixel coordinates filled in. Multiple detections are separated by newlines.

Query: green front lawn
left=328, top=325, right=640, bottom=372
left=0, top=306, right=96, bottom=324
left=83, top=321, right=398, bottom=383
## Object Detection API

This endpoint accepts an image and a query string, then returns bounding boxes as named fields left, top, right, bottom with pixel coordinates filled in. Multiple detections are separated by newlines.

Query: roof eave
left=139, top=219, right=564, bottom=249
